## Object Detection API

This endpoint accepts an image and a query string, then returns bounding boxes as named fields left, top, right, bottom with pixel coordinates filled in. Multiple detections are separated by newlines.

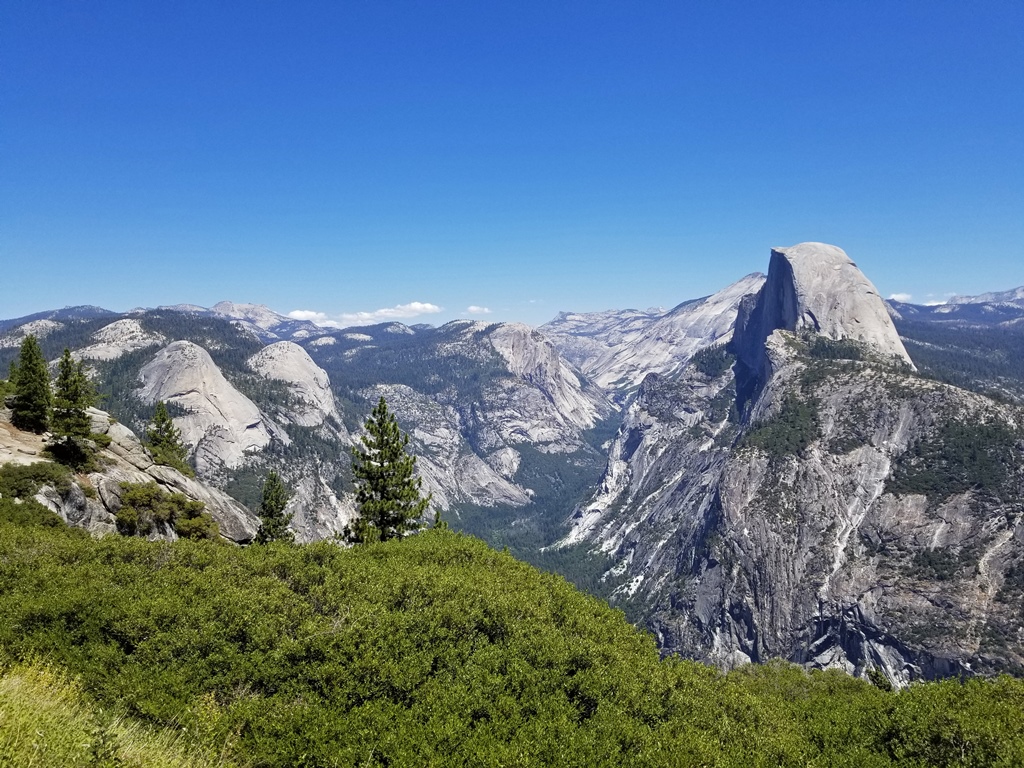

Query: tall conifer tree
left=11, top=335, right=51, bottom=434
left=146, top=401, right=193, bottom=477
left=256, top=470, right=294, bottom=544
left=52, top=349, right=95, bottom=440
left=345, top=396, right=430, bottom=544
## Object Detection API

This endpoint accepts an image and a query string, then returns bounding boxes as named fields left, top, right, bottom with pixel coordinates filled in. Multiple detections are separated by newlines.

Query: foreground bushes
left=1, top=522, right=1023, bottom=766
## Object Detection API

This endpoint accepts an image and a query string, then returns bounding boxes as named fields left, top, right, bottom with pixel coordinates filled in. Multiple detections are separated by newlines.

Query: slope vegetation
left=2, top=519, right=1024, bottom=766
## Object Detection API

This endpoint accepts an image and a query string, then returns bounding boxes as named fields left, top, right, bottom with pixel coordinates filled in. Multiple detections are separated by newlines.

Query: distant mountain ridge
left=949, top=286, right=1024, bottom=306
left=542, top=273, right=766, bottom=393
left=143, top=300, right=330, bottom=342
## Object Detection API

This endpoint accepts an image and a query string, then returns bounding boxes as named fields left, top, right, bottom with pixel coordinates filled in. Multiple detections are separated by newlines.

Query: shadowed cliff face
left=566, top=244, right=1024, bottom=685
left=734, top=243, right=915, bottom=408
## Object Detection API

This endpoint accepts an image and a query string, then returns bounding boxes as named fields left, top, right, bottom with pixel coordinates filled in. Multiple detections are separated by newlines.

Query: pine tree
left=11, top=335, right=52, bottom=434
left=256, top=470, right=294, bottom=544
left=52, top=349, right=95, bottom=440
left=48, top=349, right=98, bottom=468
left=146, top=401, right=194, bottom=477
left=345, top=396, right=431, bottom=544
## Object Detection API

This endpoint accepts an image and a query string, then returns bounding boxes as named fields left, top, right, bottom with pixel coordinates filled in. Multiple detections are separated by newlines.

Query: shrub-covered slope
left=2, top=521, right=1024, bottom=766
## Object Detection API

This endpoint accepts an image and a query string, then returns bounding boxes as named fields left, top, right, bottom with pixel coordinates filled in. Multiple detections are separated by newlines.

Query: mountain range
left=2, top=244, right=1023, bottom=685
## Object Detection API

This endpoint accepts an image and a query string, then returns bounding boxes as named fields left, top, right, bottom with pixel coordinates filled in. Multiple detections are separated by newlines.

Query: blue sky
left=3, top=1, right=1023, bottom=326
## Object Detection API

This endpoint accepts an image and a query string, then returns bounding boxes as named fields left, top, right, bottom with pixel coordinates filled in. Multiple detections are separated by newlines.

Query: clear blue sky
left=3, top=1, right=1023, bottom=326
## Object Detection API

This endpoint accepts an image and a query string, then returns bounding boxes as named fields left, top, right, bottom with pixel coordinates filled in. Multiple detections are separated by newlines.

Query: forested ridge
left=2, top=515, right=1024, bottom=766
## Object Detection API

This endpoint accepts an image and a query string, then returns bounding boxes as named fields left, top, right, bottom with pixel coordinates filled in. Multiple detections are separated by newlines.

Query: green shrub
left=743, top=393, right=820, bottom=457
left=116, top=482, right=219, bottom=540
left=2, top=524, right=1023, bottom=767
left=0, top=495, right=65, bottom=528
left=0, top=461, right=72, bottom=499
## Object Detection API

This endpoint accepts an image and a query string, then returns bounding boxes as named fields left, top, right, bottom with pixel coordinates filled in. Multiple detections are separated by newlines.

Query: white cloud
left=288, top=309, right=331, bottom=323
left=466, top=305, right=491, bottom=315
left=288, top=302, right=443, bottom=328
left=888, top=293, right=913, bottom=303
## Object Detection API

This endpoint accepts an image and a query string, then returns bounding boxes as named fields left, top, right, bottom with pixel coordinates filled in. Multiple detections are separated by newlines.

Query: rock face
left=543, top=274, right=766, bottom=393
left=325, top=321, right=615, bottom=516
left=138, top=341, right=278, bottom=474
left=486, top=323, right=608, bottom=435
left=75, top=318, right=165, bottom=361
left=563, top=243, right=1024, bottom=684
left=734, top=243, right=914, bottom=383
left=367, top=383, right=533, bottom=512
left=247, top=342, right=342, bottom=428
left=568, top=336, right=1024, bottom=684
left=0, top=318, right=63, bottom=348
left=2, top=407, right=259, bottom=543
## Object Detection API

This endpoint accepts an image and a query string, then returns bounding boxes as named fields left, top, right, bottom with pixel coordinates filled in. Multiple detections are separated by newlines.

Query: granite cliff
left=561, top=243, right=1024, bottom=683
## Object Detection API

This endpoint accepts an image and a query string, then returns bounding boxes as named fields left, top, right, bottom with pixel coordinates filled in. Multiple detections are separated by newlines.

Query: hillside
left=2, top=517, right=1023, bottom=766
left=3, top=253, right=1024, bottom=688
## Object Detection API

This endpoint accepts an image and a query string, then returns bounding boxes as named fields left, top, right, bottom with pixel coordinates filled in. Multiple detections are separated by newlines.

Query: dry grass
left=0, top=659, right=240, bottom=768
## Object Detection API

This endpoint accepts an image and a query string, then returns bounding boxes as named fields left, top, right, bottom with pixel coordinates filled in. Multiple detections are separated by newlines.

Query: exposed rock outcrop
left=487, top=322, right=609, bottom=435
left=74, top=319, right=165, bottom=361
left=1, top=407, right=259, bottom=543
left=0, top=319, right=63, bottom=348
left=246, top=341, right=342, bottom=428
left=734, top=243, right=914, bottom=387
left=138, top=341, right=280, bottom=474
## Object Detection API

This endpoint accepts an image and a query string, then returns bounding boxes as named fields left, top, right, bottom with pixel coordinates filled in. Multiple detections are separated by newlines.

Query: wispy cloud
left=888, top=292, right=913, bottom=303
left=466, top=305, right=491, bottom=315
left=288, top=301, right=443, bottom=328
